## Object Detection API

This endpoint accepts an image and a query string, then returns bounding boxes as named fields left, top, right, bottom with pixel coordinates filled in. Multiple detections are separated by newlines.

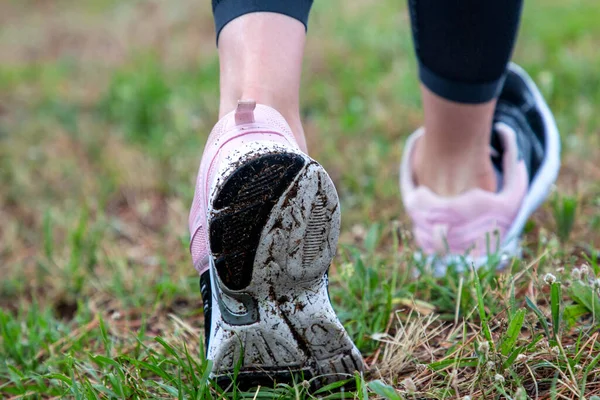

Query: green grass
left=2, top=0, right=600, bottom=398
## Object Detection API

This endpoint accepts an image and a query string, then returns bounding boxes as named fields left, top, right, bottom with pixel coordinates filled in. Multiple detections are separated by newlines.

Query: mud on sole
left=207, top=151, right=365, bottom=389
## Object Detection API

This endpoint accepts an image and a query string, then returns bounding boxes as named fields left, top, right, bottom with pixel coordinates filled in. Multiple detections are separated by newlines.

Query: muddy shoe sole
left=205, top=149, right=365, bottom=389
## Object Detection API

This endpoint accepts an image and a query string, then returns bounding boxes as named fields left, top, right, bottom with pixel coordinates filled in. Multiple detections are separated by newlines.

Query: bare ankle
left=216, top=13, right=308, bottom=152
left=415, top=85, right=498, bottom=196
left=413, top=139, right=497, bottom=196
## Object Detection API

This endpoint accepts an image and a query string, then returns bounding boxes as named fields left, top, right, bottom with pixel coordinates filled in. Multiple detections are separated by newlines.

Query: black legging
left=212, top=0, right=524, bottom=104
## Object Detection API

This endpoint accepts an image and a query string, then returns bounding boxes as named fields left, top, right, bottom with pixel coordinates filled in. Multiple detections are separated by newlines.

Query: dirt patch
left=0, top=0, right=216, bottom=67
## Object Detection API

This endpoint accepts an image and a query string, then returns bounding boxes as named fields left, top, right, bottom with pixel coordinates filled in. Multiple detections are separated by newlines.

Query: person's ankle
left=413, top=140, right=497, bottom=196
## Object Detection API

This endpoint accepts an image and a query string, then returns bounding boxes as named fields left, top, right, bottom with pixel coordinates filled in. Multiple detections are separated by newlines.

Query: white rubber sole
left=204, top=143, right=364, bottom=388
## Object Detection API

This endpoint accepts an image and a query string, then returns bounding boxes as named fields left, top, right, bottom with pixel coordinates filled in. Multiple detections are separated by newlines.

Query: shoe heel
left=207, top=150, right=364, bottom=387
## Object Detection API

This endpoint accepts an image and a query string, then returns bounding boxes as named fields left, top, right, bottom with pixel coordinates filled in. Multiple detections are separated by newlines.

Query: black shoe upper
left=200, top=271, right=212, bottom=351
left=492, top=66, right=548, bottom=184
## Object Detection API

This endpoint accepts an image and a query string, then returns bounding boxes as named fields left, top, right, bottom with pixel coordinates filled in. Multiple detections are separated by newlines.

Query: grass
left=2, top=0, right=600, bottom=398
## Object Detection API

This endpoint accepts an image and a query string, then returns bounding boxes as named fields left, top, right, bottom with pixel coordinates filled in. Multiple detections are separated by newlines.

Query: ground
left=2, top=0, right=600, bottom=398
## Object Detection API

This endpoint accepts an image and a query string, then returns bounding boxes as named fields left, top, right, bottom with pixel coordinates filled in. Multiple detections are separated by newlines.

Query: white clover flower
left=402, top=378, right=417, bottom=392
left=339, top=262, right=355, bottom=280
left=516, top=354, right=528, bottom=362
left=351, top=224, right=366, bottom=240
left=478, top=341, right=490, bottom=354
left=571, top=268, right=582, bottom=281
left=580, top=264, right=589, bottom=276
left=486, top=361, right=495, bottom=370
left=494, top=374, right=505, bottom=383
left=544, top=273, right=557, bottom=285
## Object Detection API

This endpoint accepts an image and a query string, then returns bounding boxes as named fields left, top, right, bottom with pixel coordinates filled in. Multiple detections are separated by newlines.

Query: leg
left=401, top=0, right=561, bottom=267
left=217, top=10, right=309, bottom=152
left=408, top=0, right=523, bottom=196
left=189, top=1, right=364, bottom=387
left=415, top=90, right=498, bottom=194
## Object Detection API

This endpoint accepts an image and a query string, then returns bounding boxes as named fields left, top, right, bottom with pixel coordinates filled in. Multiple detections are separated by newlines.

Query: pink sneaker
left=189, top=100, right=364, bottom=388
left=400, top=64, right=561, bottom=273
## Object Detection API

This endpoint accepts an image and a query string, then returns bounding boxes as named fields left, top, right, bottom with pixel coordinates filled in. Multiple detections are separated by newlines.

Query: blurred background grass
left=2, top=0, right=599, bottom=293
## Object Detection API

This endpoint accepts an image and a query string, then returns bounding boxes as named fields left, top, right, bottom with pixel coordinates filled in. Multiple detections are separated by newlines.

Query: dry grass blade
left=375, top=310, right=446, bottom=381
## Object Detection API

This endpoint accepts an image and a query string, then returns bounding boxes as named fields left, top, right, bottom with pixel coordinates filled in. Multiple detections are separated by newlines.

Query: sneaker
left=400, top=63, right=561, bottom=274
left=189, top=100, right=365, bottom=388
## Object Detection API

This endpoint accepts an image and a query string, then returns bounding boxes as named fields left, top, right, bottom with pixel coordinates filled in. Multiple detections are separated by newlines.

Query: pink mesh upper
left=400, top=124, right=528, bottom=258
left=188, top=102, right=299, bottom=275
